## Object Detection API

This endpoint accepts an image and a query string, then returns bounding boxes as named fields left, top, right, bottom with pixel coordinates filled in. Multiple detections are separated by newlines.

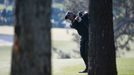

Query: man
left=65, top=11, right=89, bottom=73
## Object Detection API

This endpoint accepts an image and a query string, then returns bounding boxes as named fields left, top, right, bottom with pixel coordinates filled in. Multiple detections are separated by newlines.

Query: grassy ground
left=52, top=40, right=77, bottom=51
left=0, top=46, right=134, bottom=75
left=0, top=46, right=11, bottom=75
left=52, top=59, right=87, bottom=75
left=0, top=26, right=134, bottom=75
left=52, top=58, right=134, bottom=75
left=117, top=58, right=134, bottom=75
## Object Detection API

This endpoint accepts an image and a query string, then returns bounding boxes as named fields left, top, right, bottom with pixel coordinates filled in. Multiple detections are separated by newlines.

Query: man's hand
left=75, top=16, right=82, bottom=22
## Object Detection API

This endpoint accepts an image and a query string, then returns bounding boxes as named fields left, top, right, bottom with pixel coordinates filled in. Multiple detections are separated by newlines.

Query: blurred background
left=0, top=0, right=134, bottom=75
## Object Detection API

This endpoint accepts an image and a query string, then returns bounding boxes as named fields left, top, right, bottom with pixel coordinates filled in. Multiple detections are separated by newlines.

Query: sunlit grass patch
left=52, top=58, right=134, bottom=75
left=117, top=58, right=134, bottom=75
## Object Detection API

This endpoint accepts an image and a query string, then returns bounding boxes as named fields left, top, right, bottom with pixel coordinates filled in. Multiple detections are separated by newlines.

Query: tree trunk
left=88, top=0, right=117, bottom=75
left=11, top=0, right=52, bottom=75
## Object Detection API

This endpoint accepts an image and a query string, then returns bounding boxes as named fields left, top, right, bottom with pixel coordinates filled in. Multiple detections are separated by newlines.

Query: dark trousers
left=80, top=36, right=88, bottom=68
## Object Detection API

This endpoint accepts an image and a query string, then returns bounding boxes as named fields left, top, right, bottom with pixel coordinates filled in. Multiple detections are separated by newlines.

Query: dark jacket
left=71, top=13, right=89, bottom=37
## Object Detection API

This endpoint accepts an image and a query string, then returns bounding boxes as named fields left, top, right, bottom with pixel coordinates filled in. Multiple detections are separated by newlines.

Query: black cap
left=65, top=11, right=74, bottom=19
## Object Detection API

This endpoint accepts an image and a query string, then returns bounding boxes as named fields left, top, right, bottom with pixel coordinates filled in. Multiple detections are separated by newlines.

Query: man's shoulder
left=82, top=13, right=88, bottom=19
left=78, top=11, right=88, bottom=17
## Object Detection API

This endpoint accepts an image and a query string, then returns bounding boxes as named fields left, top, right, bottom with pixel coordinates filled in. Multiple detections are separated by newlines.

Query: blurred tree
left=88, top=0, right=117, bottom=75
left=11, top=0, right=52, bottom=75
left=113, top=0, right=134, bottom=51
left=64, top=0, right=89, bottom=14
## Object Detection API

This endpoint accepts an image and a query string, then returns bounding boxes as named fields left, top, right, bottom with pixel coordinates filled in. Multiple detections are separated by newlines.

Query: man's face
left=68, top=14, right=75, bottom=21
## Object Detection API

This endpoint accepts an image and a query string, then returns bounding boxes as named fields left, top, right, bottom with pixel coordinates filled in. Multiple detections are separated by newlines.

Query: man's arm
left=81, top=13, right=89, bottom=28
left=70, top=20, right=79, bottom=29
left=70, top=16, right=82, bottom=29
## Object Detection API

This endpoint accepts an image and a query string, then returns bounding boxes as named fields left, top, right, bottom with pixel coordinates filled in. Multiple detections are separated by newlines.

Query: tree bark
left=88, top=0, right=117, bottom=75
left=11, top=0, right=52, bottom=75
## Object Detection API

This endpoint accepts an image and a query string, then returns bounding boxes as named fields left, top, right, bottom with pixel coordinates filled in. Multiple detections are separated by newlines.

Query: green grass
left=52, top=40, right=77, bottom=51
left=0, top=46, right=12, bottom=75
left=59, top=65, right=87, bottom=75
left=0, top=46, right=134, bottom=75
left=117, top=58, right=134, bottom=75
left=0, top=65, right=10, bottom=75
left=0, top=46, right=12, bottom=61
left=52, top=58, right=134, bottom=75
